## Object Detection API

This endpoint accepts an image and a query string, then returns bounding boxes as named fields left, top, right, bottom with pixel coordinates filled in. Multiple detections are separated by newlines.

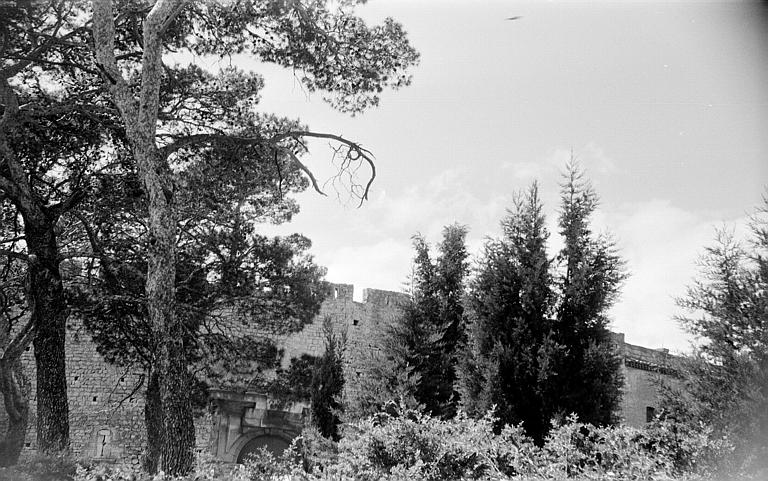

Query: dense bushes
left=289, top=406, right=731, bottom=481
left=9, top=403, right=740, bottom=481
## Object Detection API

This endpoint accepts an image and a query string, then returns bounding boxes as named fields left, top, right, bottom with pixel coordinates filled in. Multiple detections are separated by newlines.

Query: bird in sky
left=505, top=16, right=522, bottom=21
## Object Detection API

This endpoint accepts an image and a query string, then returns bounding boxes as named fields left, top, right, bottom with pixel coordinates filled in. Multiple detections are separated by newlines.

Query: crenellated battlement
left=361, top=287, right=409, bottom=306
left=325, top=282, right=355, bottom=301
left=322, top=282, right=408, bottom=307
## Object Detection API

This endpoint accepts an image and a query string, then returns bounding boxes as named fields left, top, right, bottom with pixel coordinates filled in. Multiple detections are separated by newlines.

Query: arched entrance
left=209, top=390, right=305, bottom=462
left=236, top=434, right=290, bottom=464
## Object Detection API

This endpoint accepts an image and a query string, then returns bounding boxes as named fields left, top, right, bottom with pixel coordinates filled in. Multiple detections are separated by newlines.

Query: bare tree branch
left=107, top=373, right=145, bottom=418
left=2, top=316, right=34, bottom=362
left=159, top=129, right=376, bottom=205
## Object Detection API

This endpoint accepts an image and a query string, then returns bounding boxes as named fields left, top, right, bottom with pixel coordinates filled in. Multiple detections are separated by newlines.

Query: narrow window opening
left=353, top=319, right=359, bottom=326
left=646, top=406, right=656, bottom=423
left=97, top=434, right=107, bottom=457
left=92, top=396, right=98, bottom=402
left=334, top=288, right=338, bottom=299
left=95, top=429, right=111, bottom=457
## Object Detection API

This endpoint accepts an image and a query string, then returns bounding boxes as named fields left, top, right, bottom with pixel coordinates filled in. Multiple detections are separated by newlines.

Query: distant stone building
left=613, top=332, right=680, bottom=427
left=2, top=283, right=679, bottom=465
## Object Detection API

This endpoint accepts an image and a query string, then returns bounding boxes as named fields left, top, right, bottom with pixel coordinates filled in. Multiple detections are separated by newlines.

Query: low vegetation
left=1, top=403, right=751, bottom=481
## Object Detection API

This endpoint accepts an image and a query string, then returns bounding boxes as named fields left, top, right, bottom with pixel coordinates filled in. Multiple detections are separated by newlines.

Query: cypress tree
left=550, top=162, right=625, bottom=427
left=459, top=183, right=554, bottom=441
left=310, top=317, right=346, bottom=440
left=459, top=163, right=625, bottom=442
left=384, top=224, right=469, bottom=418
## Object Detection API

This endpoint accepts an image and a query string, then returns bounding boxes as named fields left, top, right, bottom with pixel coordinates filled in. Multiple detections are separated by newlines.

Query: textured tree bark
left=25, top=220, right=70, bottom=454
left=0, top=359, right=29, bottom=466
left=1, top=79, right=70, bottom=456
left=141, top=149, right=194, bottom=474
left=92, top=1, right=195, bottom=473
left=142, top=368, right=162, bottom=474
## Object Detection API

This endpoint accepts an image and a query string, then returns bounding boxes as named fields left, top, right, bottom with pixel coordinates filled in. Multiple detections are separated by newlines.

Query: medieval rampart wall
left=13, top=324, right=149, bottom=464
left=1, top=283, right=675, bottom=463
left=2, top=283, right=406, bottom=463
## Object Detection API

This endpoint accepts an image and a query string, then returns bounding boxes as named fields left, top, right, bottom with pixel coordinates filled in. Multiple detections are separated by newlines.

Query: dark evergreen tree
left=459, top=183, right=554, bottom=441
left=460, top=163, right=625, bottom=443
left=267, top=354, right=318, bottom=406
left=550, top=163, right=625, bottom=427
left=311, top=317, right=346, bottom=441
left=384, top=224, right=469, bottom=418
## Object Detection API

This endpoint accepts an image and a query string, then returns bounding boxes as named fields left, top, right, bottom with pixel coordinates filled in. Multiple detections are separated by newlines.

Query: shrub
left=538, top=415, right=670, bottom=479
left=15, top=453, right=78, bottom=481
left=62, top=405, right=736, bottom=480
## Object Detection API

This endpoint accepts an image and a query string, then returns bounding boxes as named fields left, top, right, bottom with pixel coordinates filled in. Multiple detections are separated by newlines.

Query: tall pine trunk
left=0, top=147, right=71, bottom=455
left=139, top=146, right=194, bottom=474
left=91, top=1, right=199, bottom=473
left=0, top=358, right=29, bottom=466
left=25, top=218, right=70, bottom=454
left=142, top=368, right=162, bottom=474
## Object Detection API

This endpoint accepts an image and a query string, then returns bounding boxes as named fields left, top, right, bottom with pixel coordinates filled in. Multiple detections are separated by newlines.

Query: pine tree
left=86, top=1, right=418, bottom=473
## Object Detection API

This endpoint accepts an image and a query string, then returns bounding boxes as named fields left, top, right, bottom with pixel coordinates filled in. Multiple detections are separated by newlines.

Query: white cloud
left=603, top=200, right=751, bottom=352
left=502, top=143, right=618, bottom=181
left=360, top=167, right=513, bottom=241
left=582, top=142, right=618, bottom=174
left=503, top=150, right=562, bottom=180
left=267, top=167, right=515, bottom=296
left=319, top=238, right=415, bottom=301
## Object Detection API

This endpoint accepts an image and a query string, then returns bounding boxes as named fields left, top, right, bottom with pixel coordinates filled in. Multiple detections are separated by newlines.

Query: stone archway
left=236, top=434, right=291, bottom=463
left=209, top=390, right=306, bottom=462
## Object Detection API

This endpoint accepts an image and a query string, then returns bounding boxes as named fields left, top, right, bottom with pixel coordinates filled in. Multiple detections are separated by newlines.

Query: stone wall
left=206, top=283, right=407, bottom=398
left=0, top=282, right=676, bottom=463
left=612, top=332, right=680, bottom=427
left=11, top=323, right=148, bottom=464
left=0, top=283, right=406, bottom=463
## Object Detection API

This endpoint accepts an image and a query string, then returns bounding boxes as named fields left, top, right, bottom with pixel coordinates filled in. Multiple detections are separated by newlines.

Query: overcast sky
left=223, top=0, right=767, bottom=352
